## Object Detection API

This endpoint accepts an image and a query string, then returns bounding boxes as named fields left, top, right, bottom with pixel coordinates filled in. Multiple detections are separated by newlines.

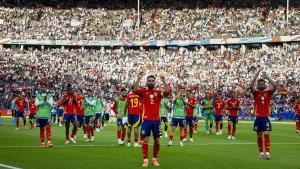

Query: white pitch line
left=0, top=163, right=22, bottom=169
left=0, top=142, right=299, bottom=148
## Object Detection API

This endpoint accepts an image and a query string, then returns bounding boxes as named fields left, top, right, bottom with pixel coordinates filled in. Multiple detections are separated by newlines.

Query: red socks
left=121, top=129, right=126, bottom=141
left=228, top=124, right=232, bottom=136
left=117, top=130, right=121, bottom=139
left=71, top=127, right=78, bottom=138
left=40, top=127, right=45, bottom=143
left=86, top=126, right=91, bottom=139
left=296, top=121, right=300, bottom=131
left=232, top=126, right=236, bottom=137
left=183, top=128, right=187, bottom=139
left=134, top=138, right=138, bottom=143
left=153, top=143, right=160, bottom=158
left=169, top=134, right=174, bottom=141
left=264, top=134, right=270, bottom=152
left=128, top=139, right=131, bottom=143
left=16, top=119, right=20, bottom=128
left=257, top=135, right=263, bottom=152
left=46, top=125, right=51, bottom=141
left=142, top=143, right=148, bottom=159
left=189, top=127, right=193, bottom=138
left=180, top=135, right=183, bottom=142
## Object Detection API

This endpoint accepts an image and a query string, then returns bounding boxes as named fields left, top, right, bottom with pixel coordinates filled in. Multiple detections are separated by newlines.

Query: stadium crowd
left=0, top=1, right=299, bottom=40
left=0, top=44, right=299, bottom=116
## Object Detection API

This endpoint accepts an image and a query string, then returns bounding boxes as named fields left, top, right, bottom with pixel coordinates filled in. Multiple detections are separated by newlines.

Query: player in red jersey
left=28, top=95, right=37, bottom=129
left=183, top=88, right=197, bottom=142
left=250, top=68, right=277, bottom=160
left=226, top=92, right=241, bottom=140
left=214, top=92, right=225, bottom=135
left=294, top=96, right=300, bottom=134
left=75, top=89, right=86, bottom=139
left=60, top=84, right=78, bottom=144
left=125, top=89, right=142, bottom=147
left=133, top=72, right=170, bottom=167
left=15, top=92, right=27, bottom=130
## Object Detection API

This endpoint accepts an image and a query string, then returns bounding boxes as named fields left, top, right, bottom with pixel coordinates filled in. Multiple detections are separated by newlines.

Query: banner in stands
left=1, top=35, right=299, bottom=47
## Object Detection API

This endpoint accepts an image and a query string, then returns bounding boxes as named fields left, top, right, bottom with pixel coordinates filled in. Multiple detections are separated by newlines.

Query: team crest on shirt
left=150, top=94, right=154, bottom=99
left=141, top=130, right=145, bottom=135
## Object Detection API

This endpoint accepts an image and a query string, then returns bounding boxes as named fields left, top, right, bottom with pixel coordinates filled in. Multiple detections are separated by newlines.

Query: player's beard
left=148, top=84, right=155, bottom=89
left=258, top=86, right=266, bottom=91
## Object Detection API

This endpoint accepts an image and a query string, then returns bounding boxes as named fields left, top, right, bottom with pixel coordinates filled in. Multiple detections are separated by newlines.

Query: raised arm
left=250, top=68, right=263, bottom=94
left=262, top=72, right=278, bottom=93
left=160, top=74, right=170, bottom=93
left=133, top=71, right=144, bottom=92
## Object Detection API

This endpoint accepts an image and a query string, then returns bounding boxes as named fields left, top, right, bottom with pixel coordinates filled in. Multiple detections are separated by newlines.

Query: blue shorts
left=84, top=116, right=94, bottom=126
left=228, top=116, right=238, bottom=123
left=117, top=118, right=125, bottom=126
left=95, top=113, right=103, bottom=120
left=186, top=116, right=194, bottom=127
left=58, top=109, right=64, bottom=117
left=215, top=115, right=223, bottom=122
left=29, top=114, right=36, bottom=119
left=37, top=118, right=51, bottom=128
left=77, top=115, right=84, bottom=128
left=253, top=117, right=272, bottom=132
left=171, top=117, right=186, bottom=128
left=140, top=120, right=161, bottom=138
left=295, top=114, right=300, bottom=121
left=64, top=114, right=77, bottom=124
left=161, top=116, right=168, bottom=123
left=15, top=111, right=25, bottom=118
left=128, top=114, right=140, bottom=127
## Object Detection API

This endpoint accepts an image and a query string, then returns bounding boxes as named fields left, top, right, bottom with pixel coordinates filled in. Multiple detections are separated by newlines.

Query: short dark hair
left=87, top=89, right=93, bottom=92
left=67, top=84, right=72, bottom=91
left=121, top=88, right=127, bottom=92
left=77, top=88, right=83, bottom=92
left=147, top=75, right=156, bottom=80
left=258, top=79, right=266, bottom=83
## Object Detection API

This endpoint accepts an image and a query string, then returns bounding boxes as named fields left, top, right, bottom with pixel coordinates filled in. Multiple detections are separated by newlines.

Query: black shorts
left=161, top=116, right=168, bottom=123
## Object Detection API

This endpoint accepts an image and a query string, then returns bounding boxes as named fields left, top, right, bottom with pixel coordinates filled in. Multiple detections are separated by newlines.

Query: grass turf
left=0, top=118, right=299, bottom=169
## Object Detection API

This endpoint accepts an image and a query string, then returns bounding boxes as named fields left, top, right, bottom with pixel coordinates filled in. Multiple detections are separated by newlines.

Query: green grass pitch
left=0, top=118, right=299, bottom=169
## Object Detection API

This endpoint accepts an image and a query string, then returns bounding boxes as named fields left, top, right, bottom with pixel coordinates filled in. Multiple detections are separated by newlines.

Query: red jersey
left=75, top=96, right=85, bottom=116
left=226, top=98, right=240, bottom=117
left=127, top=92, right=142, bottom=115
left=60, top=94, right=76, bottom=115
left=253, top=90, right=273, bottom=117
left=28, top=100, right=37, bottom=115
left=295, top=101, right=300, bottom=115
left=214, top=99, right=225, bottom=116
left=185, top=97, right=196, bottom=117
left=134, top=88, right=170, bottom=121
left=15, top=97, right=26, bottom=112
